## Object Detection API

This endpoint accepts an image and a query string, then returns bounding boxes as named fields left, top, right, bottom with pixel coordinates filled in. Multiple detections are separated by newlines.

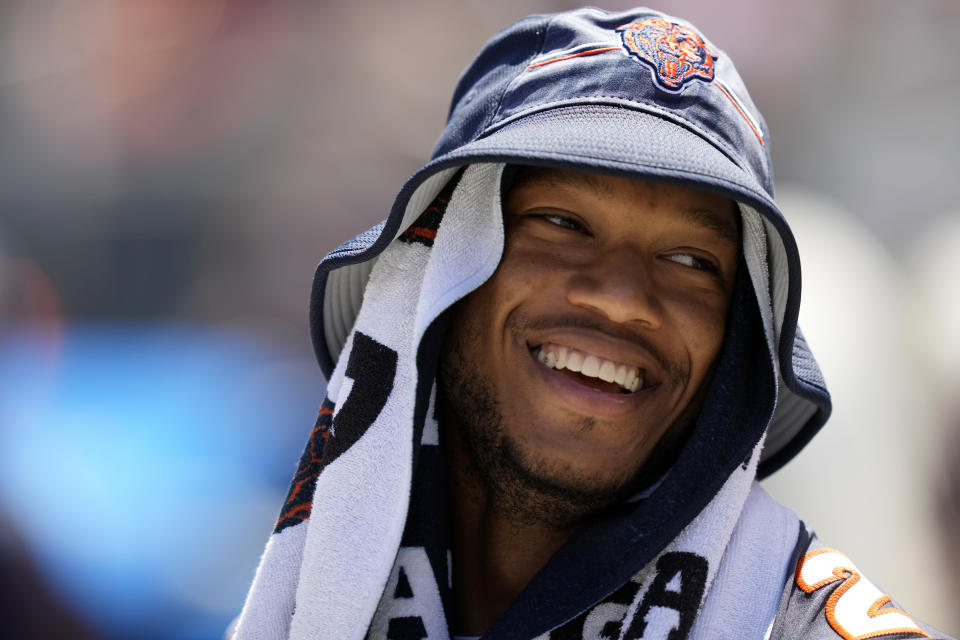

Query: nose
left=565, top=246, right=664, bottom=329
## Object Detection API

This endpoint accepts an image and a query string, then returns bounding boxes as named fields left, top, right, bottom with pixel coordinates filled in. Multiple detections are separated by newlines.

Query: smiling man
left=233, top=7, right=952, bottom=640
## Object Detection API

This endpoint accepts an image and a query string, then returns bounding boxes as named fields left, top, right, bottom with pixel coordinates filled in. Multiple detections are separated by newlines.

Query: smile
left=532, top=342, right=644, bottom=394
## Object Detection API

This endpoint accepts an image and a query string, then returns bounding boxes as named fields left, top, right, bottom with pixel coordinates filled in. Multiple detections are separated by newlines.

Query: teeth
left=624, top=368, right=636, bottom=390
left=599, top=360, right=616, bottom=383
left=556, top=346, right=568, bottom=369
left=581, top=355, right=600, bottom=377
left=544, top=350, right=557, bottom=368
left=534, top=343, right=643, bottom=393
left=614, top=364, right=627, bottom=386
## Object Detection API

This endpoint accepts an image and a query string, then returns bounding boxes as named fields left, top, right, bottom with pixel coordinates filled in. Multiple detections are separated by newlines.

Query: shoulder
left=769, top=533, right=955, bottom=640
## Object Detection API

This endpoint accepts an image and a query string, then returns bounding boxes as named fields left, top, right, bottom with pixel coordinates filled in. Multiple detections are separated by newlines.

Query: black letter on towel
left=625, top=552, right=708, bottom=640
left=323, top=331, right=398, bottom=464
left=386, top=617, right=427, bottom=640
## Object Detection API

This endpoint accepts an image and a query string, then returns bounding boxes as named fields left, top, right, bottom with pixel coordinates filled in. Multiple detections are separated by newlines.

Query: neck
left=443, top=424, right=578, bottom=636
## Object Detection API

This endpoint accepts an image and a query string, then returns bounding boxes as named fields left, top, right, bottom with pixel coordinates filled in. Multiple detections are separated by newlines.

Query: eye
left=666, top=253, right=721, bottom=274
left=535, top=213, right=588, bottom=233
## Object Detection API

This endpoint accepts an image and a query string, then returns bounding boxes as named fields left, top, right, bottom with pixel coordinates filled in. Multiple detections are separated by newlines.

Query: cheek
left=666, top=292, right=729, bottom=366
left=495, top=242, right=575, bottom=299
left=469, top=244, right=560, bottom=315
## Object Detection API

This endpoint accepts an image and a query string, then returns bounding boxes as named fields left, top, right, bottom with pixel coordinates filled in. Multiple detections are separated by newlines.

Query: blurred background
left=0, top=1, right=957, bottom=638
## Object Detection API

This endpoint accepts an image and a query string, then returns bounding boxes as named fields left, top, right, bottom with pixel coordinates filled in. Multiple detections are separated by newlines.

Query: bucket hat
left=309, top=6, right=831, bottom=477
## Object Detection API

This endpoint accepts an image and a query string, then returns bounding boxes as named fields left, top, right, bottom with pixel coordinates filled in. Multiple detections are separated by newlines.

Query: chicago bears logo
left=617, top=18, right=717, bottom=91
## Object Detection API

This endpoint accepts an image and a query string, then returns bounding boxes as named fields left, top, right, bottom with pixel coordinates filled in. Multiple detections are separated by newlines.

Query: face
left=440, top=167, right=739, bottom=520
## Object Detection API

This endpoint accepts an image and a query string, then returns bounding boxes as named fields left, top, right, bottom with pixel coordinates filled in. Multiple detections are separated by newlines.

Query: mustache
left=505, top=311, right=686, bottom=387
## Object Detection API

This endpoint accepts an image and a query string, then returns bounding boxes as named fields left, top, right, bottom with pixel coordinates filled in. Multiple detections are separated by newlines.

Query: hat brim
left=428, top=103, right=774, bottom=211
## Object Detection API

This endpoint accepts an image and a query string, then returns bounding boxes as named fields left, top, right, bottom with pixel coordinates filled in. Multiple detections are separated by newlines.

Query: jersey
left=770, top=534, right=949, bottom=640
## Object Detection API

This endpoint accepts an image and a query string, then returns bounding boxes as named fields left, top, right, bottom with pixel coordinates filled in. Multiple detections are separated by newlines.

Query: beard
left=438, top=330, right=651, bottom=529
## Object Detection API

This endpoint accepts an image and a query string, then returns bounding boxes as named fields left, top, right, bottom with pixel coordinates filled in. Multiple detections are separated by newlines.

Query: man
left=233, top=7, right=952, bottom=640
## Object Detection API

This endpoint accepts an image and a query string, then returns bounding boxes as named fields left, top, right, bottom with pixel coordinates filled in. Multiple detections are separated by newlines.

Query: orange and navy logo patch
left=617, top=18, right=717, bottom=91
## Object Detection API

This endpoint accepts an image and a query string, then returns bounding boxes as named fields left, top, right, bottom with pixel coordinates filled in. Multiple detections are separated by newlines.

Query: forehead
left=508, top=166, right=740, bottom=246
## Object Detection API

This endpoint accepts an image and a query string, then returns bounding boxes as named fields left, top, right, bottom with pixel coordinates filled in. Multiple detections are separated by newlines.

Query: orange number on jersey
left=795, top=548, right=929, bottom=640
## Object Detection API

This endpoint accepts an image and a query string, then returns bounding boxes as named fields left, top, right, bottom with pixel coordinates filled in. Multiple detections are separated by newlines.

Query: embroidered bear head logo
left=617, top=18, right=718, bottom=91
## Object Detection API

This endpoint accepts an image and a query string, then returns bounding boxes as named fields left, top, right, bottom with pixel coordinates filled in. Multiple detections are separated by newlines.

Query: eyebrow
left=680, top=206, right=740, bottom=248
left=511, top=166, right=613, bottom=196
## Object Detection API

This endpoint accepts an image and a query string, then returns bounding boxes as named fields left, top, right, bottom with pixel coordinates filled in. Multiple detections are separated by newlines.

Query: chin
left=517, top=435, right=644, bottom=489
